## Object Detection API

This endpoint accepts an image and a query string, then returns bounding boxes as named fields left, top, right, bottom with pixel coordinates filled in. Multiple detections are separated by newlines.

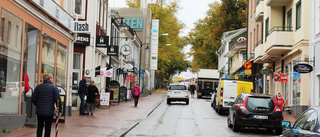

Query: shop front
left=0, top=1, right=73, bottom=131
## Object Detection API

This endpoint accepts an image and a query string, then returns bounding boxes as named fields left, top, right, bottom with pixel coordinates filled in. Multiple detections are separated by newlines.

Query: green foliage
left=187, top=0, right=247, bottom=72
left=126, top=0, right=189, bottom=85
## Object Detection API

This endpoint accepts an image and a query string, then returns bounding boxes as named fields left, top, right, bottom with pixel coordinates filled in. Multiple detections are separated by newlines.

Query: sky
left=108, top=0, right=219, bottom=79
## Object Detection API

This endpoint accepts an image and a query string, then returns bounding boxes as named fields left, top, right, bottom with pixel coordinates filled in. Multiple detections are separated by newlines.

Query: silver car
left=167, top=84, right=189, bottom=105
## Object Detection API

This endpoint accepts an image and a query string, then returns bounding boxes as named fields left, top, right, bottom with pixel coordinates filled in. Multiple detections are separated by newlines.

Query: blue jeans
left=79, top=93, right=85, bottom=115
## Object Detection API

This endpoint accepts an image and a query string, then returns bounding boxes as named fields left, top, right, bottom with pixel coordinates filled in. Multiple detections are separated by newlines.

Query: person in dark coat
left=189, top=83, right=196, bottom=97
left=78, top=75, right=88, bottom=115
left=32, top=73, right=61, bottom=137
left=87, top=81, right=99, bottom=116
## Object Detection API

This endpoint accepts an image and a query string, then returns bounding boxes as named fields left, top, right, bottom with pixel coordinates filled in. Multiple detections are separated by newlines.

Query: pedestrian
left=132, top=81, right=141, bottom=107
left=189, top=83, right=196, bottom=97
left=32, top=73, right=61, bottom=137
left=78, top=75, right=88, bottom=115
left=87, top=81, right=99, bottom=116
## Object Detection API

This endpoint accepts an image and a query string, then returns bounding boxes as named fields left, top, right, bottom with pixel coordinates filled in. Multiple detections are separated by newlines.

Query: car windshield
left=246, top=97, right=274, bottom=110
left=170, top=85, right=186, bottom=90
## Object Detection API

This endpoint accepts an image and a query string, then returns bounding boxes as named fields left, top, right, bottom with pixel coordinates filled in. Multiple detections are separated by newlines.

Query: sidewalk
left=283, top=111, right=297, bottom=124
left=0, top=90, right=166, bottom=137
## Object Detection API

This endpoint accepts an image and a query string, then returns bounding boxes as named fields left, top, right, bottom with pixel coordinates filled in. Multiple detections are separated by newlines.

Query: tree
left=126, top=0, right=189, bottom=87
left=187, top=0, right=247, bottom=72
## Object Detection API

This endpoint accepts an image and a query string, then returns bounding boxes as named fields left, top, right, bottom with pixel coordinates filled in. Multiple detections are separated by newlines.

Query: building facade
left=249, top=0, right=310, bottom=116
left=0, top=0, right=74, bottom=130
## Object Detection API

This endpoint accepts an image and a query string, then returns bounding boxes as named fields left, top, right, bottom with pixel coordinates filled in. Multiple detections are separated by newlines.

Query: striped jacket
left=32, top=81, right=61, bottom=116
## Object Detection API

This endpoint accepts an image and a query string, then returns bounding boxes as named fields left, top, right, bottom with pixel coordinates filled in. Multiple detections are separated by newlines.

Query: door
left=223, top=81, right=237, bottom=107
left=71, top=54, right=83, bottom=110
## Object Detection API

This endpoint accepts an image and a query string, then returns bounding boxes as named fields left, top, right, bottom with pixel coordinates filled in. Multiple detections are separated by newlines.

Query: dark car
left=227, top=93, right=283, bottom=134
left=281, top=107, right=320, bottom=137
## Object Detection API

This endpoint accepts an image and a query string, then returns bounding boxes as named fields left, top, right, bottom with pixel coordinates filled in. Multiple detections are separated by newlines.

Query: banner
left=274, top=73, right=280, bottom=83
left=126, top=75, right=131, bottom=84
left=280, top=73, right=288, bottom=83
left=147, top=0, right=156, bottom=4
left=131, top=76, right=136, bottom=83
left=150, top=19, right=159, bottom=70
left=100, top=68, right=113, bottom=77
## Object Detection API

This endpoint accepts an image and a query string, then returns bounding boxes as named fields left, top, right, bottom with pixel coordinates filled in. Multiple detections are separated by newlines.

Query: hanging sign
left=274, top=73, right=280, bottom=83
left=245, top=69, right=252, bottom=75
left=96, top=36, right=109, bottom=48
left=280, top=73, right=288, bottom=83
left=259, top=69, right=273, bottom=75
left=293, top=64, right=313, bottom=73
left=75, top=33, right=90, bottom=46
left=131, top=76, right=136, bottom=83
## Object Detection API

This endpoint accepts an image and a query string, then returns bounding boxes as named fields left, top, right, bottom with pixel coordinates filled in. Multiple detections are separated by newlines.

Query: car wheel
left=167, top=100, right=170, bottom=105
left=275, top=128, right=282, bottom=135
left=218, top=107, right=224, bottom=115
left=232, top=116, right=239, bottom=132
left=186, top=99, right=189, bottom=105
left=212, top=100, right=216, bottom=110
left=227, top=115, right=232, bottom=128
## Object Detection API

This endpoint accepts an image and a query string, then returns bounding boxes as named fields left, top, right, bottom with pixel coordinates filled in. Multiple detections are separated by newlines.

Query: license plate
left=253, top=115, right=268, bottom=119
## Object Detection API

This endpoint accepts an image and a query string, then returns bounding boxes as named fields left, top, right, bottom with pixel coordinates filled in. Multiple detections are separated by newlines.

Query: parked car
left=167, top=84, right=189, bottom=105
left=227, top=93, right=283, bottom=134
left=281, top=107, right=320, bottom=137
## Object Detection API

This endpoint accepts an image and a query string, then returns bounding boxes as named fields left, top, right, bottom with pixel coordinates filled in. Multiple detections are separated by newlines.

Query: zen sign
left=293, top=64, right=313, bottom=73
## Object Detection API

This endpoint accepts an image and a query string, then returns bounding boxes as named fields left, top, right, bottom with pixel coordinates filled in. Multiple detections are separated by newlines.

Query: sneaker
left=91, top=113, right=93, bottom=116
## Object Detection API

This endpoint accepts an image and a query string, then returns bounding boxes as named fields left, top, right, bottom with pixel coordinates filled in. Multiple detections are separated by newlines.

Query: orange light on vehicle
left=185, top=90, right=188, bottom=92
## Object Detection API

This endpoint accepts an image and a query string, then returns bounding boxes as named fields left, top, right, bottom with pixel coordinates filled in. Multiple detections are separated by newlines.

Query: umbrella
left=55, top=100, right=59, bottom=137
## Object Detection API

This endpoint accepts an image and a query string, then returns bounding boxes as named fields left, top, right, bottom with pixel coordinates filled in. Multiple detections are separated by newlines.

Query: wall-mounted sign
left=123, top=18, right=143, bottom=32
left=280, top=73, right=288, bottom=83
left=243, top=61, right=252, bottom=69
left=96, top=36, right=109, bottom=48
left=107, top=46, right=119, bottom=56
left=274, top=73, right=280, bottom=83
left=72, top=21, right=90, bottom=33
left=75, top=34, right=90, bottom=46
left=259, top=69, right=273, bottom=75
left=293, top=64, right=313, bottom=73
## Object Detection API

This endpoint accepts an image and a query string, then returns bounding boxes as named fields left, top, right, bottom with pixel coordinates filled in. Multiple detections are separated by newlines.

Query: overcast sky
left=108, top=0, right=219, bottom=79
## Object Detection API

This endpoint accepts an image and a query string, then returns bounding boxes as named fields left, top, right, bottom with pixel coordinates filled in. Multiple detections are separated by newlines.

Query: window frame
left=296, top=1, right=301, bottom=30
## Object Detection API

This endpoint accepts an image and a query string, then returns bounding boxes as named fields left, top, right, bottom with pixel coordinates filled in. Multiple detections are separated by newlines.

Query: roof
left=234, top=40, right=247, bottom=47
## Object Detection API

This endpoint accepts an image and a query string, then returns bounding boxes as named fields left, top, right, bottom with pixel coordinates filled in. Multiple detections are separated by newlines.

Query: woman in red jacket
left=132, top=82, right=141, bottom=107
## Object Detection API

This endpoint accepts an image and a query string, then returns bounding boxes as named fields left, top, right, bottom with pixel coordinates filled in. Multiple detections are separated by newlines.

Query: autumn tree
left=188, top=0, right=247, bottom=72
left=127, top=0, right=189, bottom=87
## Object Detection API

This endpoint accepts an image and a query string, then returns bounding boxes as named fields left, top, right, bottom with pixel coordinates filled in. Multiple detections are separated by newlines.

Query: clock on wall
left=120, top=44, right=131, bottom=56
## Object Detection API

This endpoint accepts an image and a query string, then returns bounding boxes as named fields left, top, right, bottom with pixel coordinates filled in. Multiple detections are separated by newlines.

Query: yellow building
left=248, top=0, right=310, bottom=116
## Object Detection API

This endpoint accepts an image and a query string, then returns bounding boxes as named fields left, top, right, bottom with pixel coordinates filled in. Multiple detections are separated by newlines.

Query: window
left=287, top=9, right=292, bottom=28
left=302, top=111, right=317, bottom=131
left=41, top=34, right=56, bottom=83
left=0, top=17, right=4, bottom=41
left=56, top=43, right=68, bottom=90
left=15, top=25, right=19, bottom=47
left=293, top=109, right=314, bottom=129
left=7, top=21, right=11, bottom=43
left=75, top=0, right=82, bottom=14
left=265, top=18, right=269, bottom=41
left=296, top=1, right=301, bottom=30
left=0, top=9, right=23, bottom=114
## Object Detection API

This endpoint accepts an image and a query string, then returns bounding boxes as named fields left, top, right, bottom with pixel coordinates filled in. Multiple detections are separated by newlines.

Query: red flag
left=280, top=73, right=288, bottom=83
left=273, top=73, right=280, bottom=83
left=126, top=75, right=131, bottom=84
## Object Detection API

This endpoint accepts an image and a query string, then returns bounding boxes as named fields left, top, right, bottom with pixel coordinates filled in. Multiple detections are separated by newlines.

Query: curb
left=110, top=93, right=166, bottom=137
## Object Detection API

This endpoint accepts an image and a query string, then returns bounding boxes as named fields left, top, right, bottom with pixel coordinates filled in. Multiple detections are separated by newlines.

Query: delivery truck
left=212, top=79, right=253, bottom=115
left=196, top=69, right=219, bottom=98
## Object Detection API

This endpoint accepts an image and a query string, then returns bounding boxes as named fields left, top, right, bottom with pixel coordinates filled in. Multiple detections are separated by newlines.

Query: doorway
left=71, top=53, right=83, bottom=110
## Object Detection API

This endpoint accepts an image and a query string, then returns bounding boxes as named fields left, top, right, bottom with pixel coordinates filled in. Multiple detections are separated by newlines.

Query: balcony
left=265, top=26, right=292, bottom=55
left=266, top=0, right=292, bottom=6
left=255, top=0, right=264, bottom=22
left=254, top=42, right=264, bottom=63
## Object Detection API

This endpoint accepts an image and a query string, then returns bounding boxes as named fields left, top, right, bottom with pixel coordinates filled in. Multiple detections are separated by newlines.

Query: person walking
left=189, top=83, right=196, bottom=97
left=78, top=75, right=88, bottom=115
left=132, top=82, right=141, bottom=107
left=32, top=73, right=61, bottom=137
left=87, top=81, right=99, bottom=116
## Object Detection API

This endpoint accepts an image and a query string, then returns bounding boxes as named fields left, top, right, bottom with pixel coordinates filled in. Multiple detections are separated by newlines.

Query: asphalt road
left=125, top=95, right=278, bottom=137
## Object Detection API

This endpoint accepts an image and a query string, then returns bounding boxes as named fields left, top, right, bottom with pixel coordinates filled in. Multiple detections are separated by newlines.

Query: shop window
left=0, top=9, right=23, bottom=114
left=23, top=23, right=40, bottom=97
left=285, top=63, right=291, bottom=106
left=41, top=34, right=56, bottom=83
left=75, top=0, right=83, bottom=15
left=293, top=59, right=301, bottom=105
left=55, top=43, right=68, bottom=91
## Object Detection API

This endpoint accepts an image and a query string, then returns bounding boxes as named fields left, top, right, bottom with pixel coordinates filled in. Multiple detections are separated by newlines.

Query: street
left=125, top=95, right=277, bottom=137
